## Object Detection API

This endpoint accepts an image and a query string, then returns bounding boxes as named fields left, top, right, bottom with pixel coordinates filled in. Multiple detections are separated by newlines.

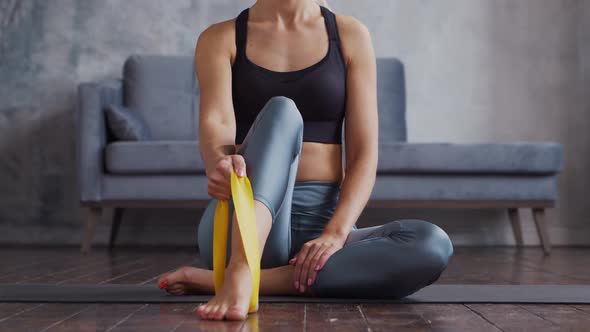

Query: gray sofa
left=77, top=54, right=563, bottom=254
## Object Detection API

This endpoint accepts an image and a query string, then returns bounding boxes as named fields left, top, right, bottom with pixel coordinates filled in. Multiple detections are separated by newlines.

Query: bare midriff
left=234, top=141, right=344, bottom=184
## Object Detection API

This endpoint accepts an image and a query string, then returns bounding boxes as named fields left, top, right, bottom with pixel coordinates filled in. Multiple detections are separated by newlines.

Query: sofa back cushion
left=122, top=55, right=406, bottom=142
left=123, top=55, right=200, bottom=140
left=376, top=58, right=406, bottom=142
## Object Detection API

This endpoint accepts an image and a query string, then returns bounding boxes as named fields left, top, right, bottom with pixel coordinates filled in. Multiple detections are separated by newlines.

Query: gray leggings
left=198, top=96, right=454, bottom=299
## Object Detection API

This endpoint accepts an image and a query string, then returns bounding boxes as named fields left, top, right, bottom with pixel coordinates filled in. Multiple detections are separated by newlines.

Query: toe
left=207, top=304, right=220, bottom=320
left=197, top=304, right=207, bottom=318
left=200, top=303, right=214, bottom=320
left=196, top=304, right=206, bottom=316
left=225, top=306, right=247, bottom=321
left=157, top=272, right=170, bottom=289
left=213, top=305, right=227, bottom=320
left=165, top=266, right=191, bottom=285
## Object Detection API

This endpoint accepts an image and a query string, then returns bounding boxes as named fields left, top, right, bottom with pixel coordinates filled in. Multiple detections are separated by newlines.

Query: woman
left=157, top=0, right=453, bottom=321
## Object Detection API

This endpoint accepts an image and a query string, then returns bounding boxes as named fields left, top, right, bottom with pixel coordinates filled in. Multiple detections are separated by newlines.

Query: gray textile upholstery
left=376, top=58, right=406, bottom=142
left=76, top=54, right=562, bottom=206
left=106, top=141, right=206, bottom=175
left=378, top=142, right=563, bottom=175
left=123, top=55, right=200, bottom=140
left=102, top=175, right=210, bottom=201
left=104, top=140, right=563, bottom=176
left=77, top=79, right=123, bottom=202
left=371, top=175, right=558, bottom=201
left=105, top=104, right=150, bottom=141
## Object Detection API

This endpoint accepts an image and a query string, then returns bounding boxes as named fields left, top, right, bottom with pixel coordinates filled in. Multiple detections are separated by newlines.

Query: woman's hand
left=289, top=232, right=347, bottom=293
left=206, top=154, right=247, bottom=200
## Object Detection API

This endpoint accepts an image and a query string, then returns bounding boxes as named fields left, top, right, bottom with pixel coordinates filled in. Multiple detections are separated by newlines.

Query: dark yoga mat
left=1, top=284, right=590, bottom=304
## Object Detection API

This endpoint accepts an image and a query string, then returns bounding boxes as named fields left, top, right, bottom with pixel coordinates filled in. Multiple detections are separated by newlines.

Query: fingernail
left=238, top=169, right=245, bottom=177
left=315, top=265, right=320, bottom=270
left=159, top=281, right=167, bottom=289
left=294, top=281, right=299, bottom=289
left=307, top=278, right=312, bottom=286
left=300, top=286, right=306, bottom=293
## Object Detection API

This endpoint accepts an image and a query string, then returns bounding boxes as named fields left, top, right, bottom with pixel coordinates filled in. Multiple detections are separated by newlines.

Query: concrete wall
left=0, top=0, right=588, bottom=246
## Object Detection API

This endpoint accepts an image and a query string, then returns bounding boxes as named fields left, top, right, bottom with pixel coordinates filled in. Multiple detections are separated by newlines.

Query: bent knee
left=265, top=96, right=298, bottom=112
left=423, top=222, right=453, bottom=272
left=259, top=96, right=303, bottom=130
left=254, top=96, right=303, bottom=153
left=403, top=219, right=454, bottom=270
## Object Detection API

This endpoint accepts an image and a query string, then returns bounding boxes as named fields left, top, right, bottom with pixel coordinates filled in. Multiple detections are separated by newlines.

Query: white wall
left=328, top=0, right=589, bottom=246
left=0, top=0, right=588, bottom=246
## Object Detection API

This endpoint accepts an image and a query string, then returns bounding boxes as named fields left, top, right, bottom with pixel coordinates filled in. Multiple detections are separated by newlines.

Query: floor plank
left=305, top=304, right=370, bottom=331
left=106, top=303, right=199, bottom=332
left=438, top=248, right=586, bottom=285
left=12, top=253, right=136, bottom=284
left=361, top=304, right=503, bottom=331
left=109, top=255, right=197, bottom=285
left=519, top=304, right=590, bottom=331
left=57, top=256, right=155, bottom=285
left=0, top=249, right=112, bottom=282
left=42, top=304, right=146, bottom=332
left=256, top=303, right=305, bottom=331
left=0, top=303, right=44, bottom=322
left=573, top=305, right=590, bottom=314
left=0, top=247, right=589, bottom=331
left=0, top=303, right=91, bottom=331
left=467, top=304, right=560, bottom=332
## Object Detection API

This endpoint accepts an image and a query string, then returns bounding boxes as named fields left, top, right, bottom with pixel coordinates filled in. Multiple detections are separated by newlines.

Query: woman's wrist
left=204, top=146, right=235, bottom=175
left=322, top=223, right=350, bottom=242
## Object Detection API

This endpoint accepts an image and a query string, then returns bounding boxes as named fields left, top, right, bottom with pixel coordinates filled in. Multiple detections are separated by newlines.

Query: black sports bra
left=232, top=5, right=347, bottom=145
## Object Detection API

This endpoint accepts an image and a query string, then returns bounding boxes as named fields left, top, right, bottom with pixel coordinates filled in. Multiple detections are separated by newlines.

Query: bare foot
left=196, top=260, right=255, bottom=321
left=157, top=266, right=213, bottom=296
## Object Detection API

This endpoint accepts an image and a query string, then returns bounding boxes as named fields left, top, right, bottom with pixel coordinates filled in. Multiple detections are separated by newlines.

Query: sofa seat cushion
left=377, top=142, right=562, bottom=175
left=105, top=141, right=206, bottom=175
left=370, top=174, right=558, bottom=201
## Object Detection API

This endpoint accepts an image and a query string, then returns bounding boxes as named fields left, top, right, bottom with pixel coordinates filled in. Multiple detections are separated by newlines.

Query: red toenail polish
left=159, top=281, right=167, bottom=289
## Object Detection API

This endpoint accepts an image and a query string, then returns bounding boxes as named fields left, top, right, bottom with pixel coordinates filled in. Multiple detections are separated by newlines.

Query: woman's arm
left=196, top=23, right=236, bottom=172
left=291, top=15, right=379, bottom=291
left=196, top=22, right=247, bottom=200
left=324, top=18, right=378, bottom=238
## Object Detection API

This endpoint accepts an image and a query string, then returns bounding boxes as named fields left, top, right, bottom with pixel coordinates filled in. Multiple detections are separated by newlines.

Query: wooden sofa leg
left=508, top=208, right=523, bottom=247
left=532, top=208, right=551, bottom=256
left=109, top=208, right=124, bottom=250
left=81, top=207, right=102, bottom=254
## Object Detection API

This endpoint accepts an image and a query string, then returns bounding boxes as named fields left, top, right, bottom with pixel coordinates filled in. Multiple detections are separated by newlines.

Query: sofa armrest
left=76, top=79, right=123, bottom=203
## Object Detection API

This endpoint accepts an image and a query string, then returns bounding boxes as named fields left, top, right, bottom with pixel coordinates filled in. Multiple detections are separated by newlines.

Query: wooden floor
left=1, top=247, right=589, bottom=331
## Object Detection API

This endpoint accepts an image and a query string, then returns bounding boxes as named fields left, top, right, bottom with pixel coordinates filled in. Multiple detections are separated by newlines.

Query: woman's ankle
left=227, top=255, right=250, bottom=271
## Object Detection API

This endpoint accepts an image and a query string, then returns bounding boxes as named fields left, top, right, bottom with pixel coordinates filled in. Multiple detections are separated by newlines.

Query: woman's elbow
left=347, top=149, right=378, bottom=175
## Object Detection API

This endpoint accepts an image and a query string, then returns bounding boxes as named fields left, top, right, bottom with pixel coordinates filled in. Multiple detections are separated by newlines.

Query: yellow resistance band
left=213, top=171, right=261, bottom=313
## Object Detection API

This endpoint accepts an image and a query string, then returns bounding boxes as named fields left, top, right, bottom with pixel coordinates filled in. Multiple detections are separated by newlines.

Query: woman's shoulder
left=332, top=12, right=372, bottom=65
left=198, top=18, right=236, bottom=47
left=196, top=17, right=238, bottom=59
left=333, top=12, right=371, bottom=42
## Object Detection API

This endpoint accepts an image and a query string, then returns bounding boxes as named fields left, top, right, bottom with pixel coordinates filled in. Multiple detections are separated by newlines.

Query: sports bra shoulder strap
left=235, top=8, right=249, bottom=57
left=320, top=6, right=341, bottom=43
